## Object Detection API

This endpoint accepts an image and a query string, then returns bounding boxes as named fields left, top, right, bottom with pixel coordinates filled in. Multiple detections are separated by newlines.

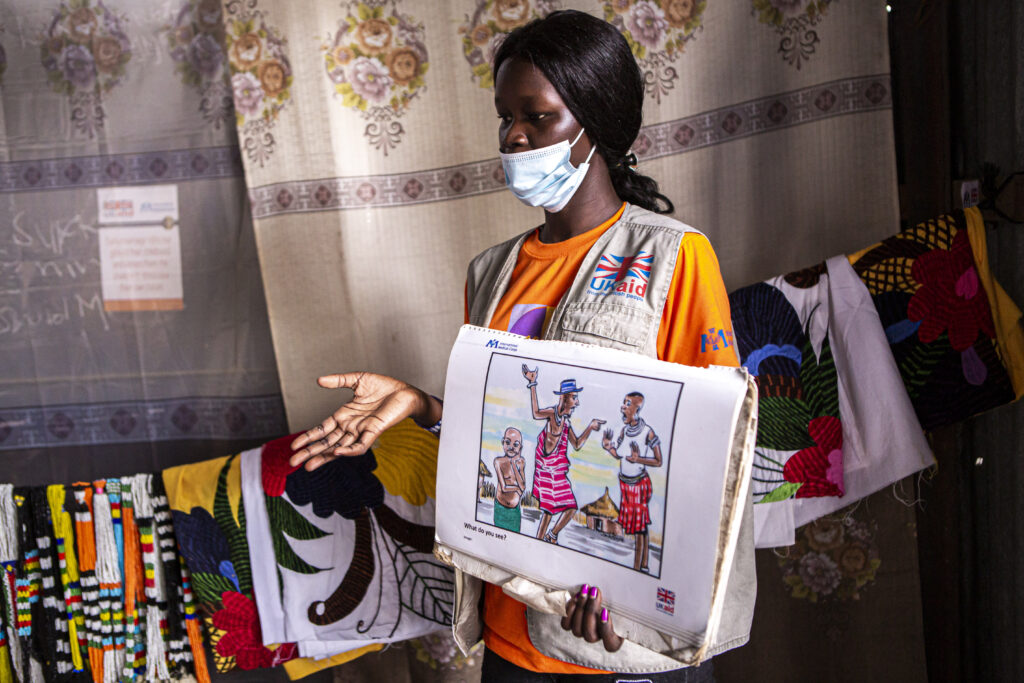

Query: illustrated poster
left=435, top=326, right=750, bottom=641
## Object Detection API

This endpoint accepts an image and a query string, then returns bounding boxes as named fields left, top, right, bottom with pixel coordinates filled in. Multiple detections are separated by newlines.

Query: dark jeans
left=481, top=648, right=715, bottom=683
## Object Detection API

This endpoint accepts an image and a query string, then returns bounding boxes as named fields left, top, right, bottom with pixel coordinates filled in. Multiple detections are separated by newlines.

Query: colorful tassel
left=132, top=475, right=171, bottom=681
left=28, top=489, right=71, bottom=680
left=93, top=483, right=127, bottom=682
left=143, top=606, right=169, bottom=682
left=0, top=562, right=13, bottom=683
left=13, top=491, right=43, bottom=683
left=71, top=483, right=104, bottom=683
left=179, top=559, right=209, bottom=683
left=0, top=485, right=22, bottom=683
left=150, top=479, right=191, bottom=674
left=46, top=485, right=86, bottom=673
left=119, top=479, right=145, bottom=682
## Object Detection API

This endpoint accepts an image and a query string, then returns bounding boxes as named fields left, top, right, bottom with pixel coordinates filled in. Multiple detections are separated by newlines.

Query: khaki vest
left=443, top=204, right=757, bottom=672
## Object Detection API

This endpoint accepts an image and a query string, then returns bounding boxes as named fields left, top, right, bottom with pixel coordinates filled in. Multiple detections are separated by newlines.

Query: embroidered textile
left=847, top=208, right=1023, bottom=429
left=163, top=454, right=295, bottom=673
left=730, top=261, right=846, bottom=506
left=242, top=421, right=453, bottom=657
left=730, top=257, right=935, bottom=548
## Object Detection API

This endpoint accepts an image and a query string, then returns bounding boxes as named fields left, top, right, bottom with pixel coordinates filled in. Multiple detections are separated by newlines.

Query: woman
left=290, top=10, right=753, bottom=682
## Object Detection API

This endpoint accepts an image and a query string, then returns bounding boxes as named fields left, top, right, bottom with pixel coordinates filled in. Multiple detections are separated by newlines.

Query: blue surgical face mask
left=500, top=128, right=596, bottom=213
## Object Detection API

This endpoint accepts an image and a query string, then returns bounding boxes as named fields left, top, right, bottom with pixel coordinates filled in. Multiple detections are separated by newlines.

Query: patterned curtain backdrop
left=221, top=0, right=900, bottom=430
left=0, top=0, right=285, bottom=478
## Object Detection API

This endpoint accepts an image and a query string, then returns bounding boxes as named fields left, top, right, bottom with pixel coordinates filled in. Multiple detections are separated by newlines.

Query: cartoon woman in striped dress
left=522, top=365, right=605, bottom=545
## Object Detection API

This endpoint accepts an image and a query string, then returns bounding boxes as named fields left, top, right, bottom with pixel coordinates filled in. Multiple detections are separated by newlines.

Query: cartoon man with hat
left=522, top=365, right=605, bottom=544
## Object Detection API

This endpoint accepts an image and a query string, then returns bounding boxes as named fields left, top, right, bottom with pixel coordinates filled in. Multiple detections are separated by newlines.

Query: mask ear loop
left=570, top=128, right=596, bottom=166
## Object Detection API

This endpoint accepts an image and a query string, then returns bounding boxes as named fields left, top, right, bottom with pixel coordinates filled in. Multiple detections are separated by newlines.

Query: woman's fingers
left=316, top=372, right=366, bottom=390
left=562, top=585, right=623, bottom=652
left=291, top=417, right=338, bottom=451
left=289, top=423, right=345, bottom=468
left=333, top=422, right=383, bottom=457
left=560, top=592, right=580, bottom=631
left=581, top=586, right=602, bottom=643
left=302, top=451, right=336, bottom=471
left=569, top=585, right=587, bottom=636
left=571, top=584, right=600, bottom=638
left=599, top=610, right=624, bottom=652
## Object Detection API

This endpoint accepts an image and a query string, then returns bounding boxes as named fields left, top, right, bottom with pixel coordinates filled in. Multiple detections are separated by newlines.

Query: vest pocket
left=557, top=302, right=655, bottom=351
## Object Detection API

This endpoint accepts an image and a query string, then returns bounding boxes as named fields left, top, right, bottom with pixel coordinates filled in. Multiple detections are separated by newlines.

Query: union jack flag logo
left=592, top=251, right=653, bottom=284
left=656, top=587, right=676, bottom=615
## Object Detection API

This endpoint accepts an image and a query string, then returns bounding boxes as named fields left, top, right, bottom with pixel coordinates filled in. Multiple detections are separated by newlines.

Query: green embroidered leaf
left=756, top=396, right=814, bottom=450
left=801, top=333, right=840, bottom=419
left=263, top=495, right=330, bottom=575
left=265, top=495, right=330, bottom=541
left=212, top=456, right=236, bottom=534
left=758, top=482, right=802, bottom=503
left=232, top=487, right=253, bottom=594
left=192, top=571, right=236, bottom=605
left=212, top=455, right=253, bottom=594
left=897, top=334, right=946, bottom=399
left=272, top=530, right=327, bottom=575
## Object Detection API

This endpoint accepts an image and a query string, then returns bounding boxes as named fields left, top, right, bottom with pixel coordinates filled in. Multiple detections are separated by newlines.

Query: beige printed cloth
left=222, top=0, right=900, bottom=430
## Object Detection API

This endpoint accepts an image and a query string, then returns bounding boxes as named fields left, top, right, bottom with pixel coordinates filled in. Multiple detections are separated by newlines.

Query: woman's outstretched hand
left=289, top=372, right=439, bottom=471
left=561, top=585, right=623, bottom=652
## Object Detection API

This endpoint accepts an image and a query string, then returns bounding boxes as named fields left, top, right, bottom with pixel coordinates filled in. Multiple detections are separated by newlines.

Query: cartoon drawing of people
left=493, top=427, right=526, bottom=533
left=522, top=365, right=605, bottom=544
left=602, top=392, right=662, bottom=572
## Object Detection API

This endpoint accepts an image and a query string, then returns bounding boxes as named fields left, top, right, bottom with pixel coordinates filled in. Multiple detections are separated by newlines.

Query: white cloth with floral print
left=239, top=446, right=451, bottom=658
left=752, top=257, right=935, bottom=547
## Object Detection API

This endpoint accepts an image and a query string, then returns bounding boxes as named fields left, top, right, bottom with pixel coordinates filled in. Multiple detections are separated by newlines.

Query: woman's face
left=494, top=57, right=591, bottom=166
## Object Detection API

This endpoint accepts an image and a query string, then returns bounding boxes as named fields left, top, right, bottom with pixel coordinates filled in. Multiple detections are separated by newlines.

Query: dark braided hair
left=493, top=10, right=674, bottom=214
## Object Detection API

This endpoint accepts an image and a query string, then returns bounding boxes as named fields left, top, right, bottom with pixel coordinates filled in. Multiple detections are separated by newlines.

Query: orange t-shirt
left=468, top=203, right=739, bottom=673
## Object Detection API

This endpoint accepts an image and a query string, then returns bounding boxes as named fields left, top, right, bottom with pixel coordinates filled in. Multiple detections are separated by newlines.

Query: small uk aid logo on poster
left=655, top=587, right=675, bottom=615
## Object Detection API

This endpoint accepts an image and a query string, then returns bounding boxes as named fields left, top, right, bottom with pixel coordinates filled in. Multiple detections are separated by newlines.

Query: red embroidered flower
left=261, top=432, right=304, bottom=496
left=212, top=591, right=274, bottom=669
left=908, top=229, right=995, bottom=352
left=784, top=416, right=844, bottom=498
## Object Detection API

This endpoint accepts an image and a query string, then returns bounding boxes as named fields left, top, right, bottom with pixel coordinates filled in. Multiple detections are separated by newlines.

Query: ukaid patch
left=434, top=325, right=756, bottom=648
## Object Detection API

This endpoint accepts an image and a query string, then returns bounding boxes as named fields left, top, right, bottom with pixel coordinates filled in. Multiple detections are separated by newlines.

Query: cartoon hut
left=581, top=487, right=623, bottom=537
left=478, top=459, right=492, bottom=498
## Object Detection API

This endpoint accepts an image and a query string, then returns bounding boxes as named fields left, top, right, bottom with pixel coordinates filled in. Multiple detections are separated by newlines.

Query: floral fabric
left=848, top=208, right=1022, bottom=429
left=163, top=455, right=295, bottom=673
left=730, top=256, right=935, bottom=548
left=729, top=262, right=844, bottom=506
left=241, top=420, right=453, bottom=659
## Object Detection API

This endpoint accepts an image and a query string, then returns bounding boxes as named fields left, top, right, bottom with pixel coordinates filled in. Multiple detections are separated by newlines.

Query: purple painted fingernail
left=580, top=584, right=590, bottom=596
left=589, top=586, right=598, bottom=598
left=601, top=608, right=608, bottom=622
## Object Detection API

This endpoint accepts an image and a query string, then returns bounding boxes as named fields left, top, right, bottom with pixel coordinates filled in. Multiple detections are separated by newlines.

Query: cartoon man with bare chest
left=602, top=392, right=662, bottom=572
left=522, top=365, right=605, bottom=544
left=493, top=427, right=526, bottom=533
